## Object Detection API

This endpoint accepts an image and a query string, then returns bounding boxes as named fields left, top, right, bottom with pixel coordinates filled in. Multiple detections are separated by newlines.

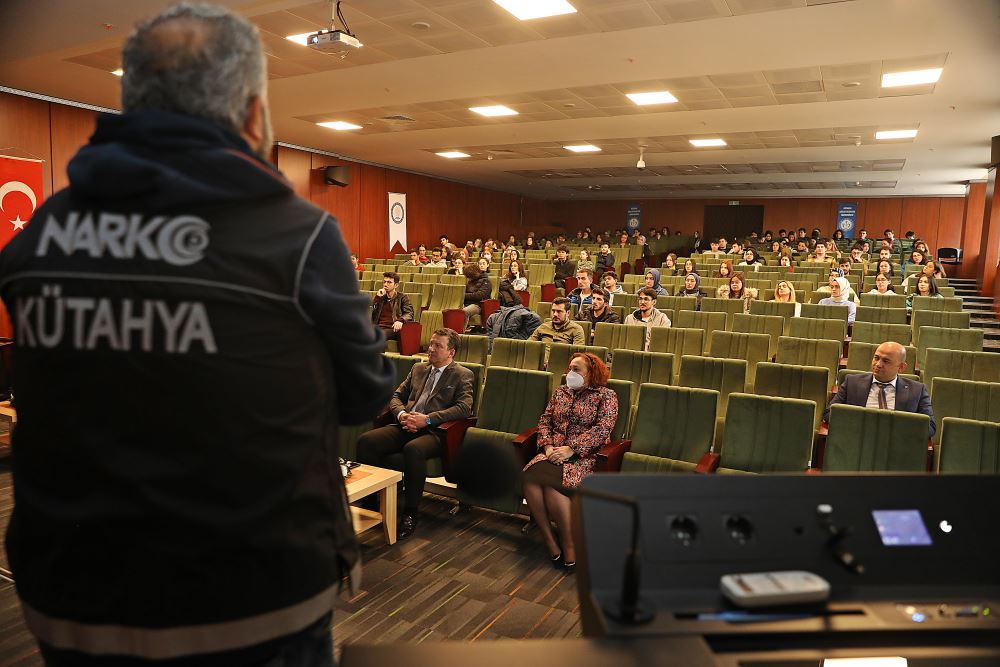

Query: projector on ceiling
left=306, top=30, right=362, bottom=53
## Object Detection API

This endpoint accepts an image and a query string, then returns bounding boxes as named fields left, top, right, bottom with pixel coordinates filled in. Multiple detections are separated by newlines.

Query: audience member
left=426, top=247, right=449, bottom=268
left=530, top=298, right=586, bottom=356
left=478, top=256, right=492, bottom=273
left=624, top=288, right=671, bottom=350
left=371, top=272, right=414, bottom=340
left=816, top=268, right=861, bottom=304
left=818, top=276, right=857, bottom=324
left=596, top=243, right=616, bottom=276
left=506, top=259, right=528, bottom=291
left=358, top=329, right=474, bottom=539
left=662, top=253, right=679, bottom=275
left=677, top=272, right=705, bottom=309
left=714, top=259, right=734, bottom=279
left=868, top=273, right=896, bottom=294
left=577, top=249, right=595, bottom=273
left=876, top=259, right=894, bottom=278
left=439, top=234, right=456, bottom=254
left=683, top=258, right=698, bottom=275
left=448, top=256, right=465, bottom=275
left=772, top=279, right=801, bottom=316
left=406, top=250, right=422, bottom=267
left=780, top=254, right=794, bottom=269
left=602, top=271, right=626, bottom=305
left=825, top=342, right=935, bottom=437
left=351, top=253, right=364, bottom=272
left=716, top=272, right=758, bottom=314
left=552, top=246, right=576, bottom=289
left=522, top=352, right=618, bottom=573
left=576, top=287, right=620, bottom=338
left=568, top=269, right=597, bottom=306
left=637, top=268, right=669, bottom=296
left=462, top=265, right=492, bottom=330
left=906, top=274, right=942, bottom=310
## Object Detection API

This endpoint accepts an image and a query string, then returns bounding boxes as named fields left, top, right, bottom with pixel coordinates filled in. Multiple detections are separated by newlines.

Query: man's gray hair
left=121, top=3, right=266, bottom=134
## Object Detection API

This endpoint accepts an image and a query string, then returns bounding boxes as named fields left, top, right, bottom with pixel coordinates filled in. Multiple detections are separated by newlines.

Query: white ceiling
left=0, top=0, right=997, bottom=199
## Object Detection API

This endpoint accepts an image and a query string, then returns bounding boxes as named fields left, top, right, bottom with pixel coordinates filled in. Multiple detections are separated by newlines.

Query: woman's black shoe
left=550, top=552, right=563, bottom=569
left=562, top=561, right=576, bottom=574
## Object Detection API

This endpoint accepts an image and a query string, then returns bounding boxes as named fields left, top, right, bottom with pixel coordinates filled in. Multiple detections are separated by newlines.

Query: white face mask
left=565, top=370, right=585, bottom=390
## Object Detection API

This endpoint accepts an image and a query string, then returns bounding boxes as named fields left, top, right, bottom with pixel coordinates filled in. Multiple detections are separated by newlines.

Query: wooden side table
left=344, top=464, right=403, bottom=545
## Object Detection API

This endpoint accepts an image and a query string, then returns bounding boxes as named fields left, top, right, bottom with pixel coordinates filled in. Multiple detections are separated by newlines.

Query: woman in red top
left=523, top=352, right=618, bottom=573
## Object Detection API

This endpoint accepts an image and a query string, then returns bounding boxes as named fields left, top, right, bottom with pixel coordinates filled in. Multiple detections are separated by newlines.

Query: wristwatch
left=425, top=417, right=433, bottom=427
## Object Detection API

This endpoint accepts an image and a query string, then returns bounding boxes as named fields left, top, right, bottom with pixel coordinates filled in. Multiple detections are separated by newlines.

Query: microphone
left=452, top=438, right=654, bottom=625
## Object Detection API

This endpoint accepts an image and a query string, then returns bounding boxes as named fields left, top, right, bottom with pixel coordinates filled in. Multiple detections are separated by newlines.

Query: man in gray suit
left=357, top=328, right=474, bottom=538
left=826, top=341, right=936, bottom=437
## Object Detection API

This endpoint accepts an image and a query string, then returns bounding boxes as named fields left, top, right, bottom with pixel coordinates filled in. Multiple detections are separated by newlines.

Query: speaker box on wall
left=324, top=165, right=351, bottom=187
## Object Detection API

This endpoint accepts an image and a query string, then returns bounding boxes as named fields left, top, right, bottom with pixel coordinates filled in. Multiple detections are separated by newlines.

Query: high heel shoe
left=550, top=552, right=563, bottom=569
left=562, top=560, right=576, bottom=574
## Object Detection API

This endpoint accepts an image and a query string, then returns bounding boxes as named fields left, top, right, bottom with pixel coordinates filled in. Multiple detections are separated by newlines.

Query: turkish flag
left=0, top=155, right=45, bottom=250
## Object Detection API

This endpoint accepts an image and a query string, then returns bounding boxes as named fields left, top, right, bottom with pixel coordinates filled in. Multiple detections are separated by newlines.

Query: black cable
left=336, top=1, right=354, bottom=37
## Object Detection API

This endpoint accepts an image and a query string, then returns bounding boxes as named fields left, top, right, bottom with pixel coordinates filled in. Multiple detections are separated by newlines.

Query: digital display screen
left=872, top=509, right=933, bottom=546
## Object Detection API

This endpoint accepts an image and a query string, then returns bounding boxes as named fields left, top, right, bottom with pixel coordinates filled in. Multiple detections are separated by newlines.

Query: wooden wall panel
left=49, top=103, right=97, bottom=193
left=936, top=197, right=965, bottom=250
left=979, top=168, right=999, bottom=298
left=275, top=145, right=311, bottom=200
left=0, top=92, right=53, bottom=198
left=959, top=183, right=987, bottom=279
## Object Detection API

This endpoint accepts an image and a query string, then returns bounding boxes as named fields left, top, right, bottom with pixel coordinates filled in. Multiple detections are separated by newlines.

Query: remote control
left=720, top=570, right=830, bottom=608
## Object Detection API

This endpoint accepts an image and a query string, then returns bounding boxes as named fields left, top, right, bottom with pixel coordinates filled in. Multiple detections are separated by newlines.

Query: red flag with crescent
left=0, top=155, right=45, bottom=250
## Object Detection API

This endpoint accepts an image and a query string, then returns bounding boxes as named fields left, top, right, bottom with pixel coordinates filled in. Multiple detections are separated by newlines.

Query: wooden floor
left=0, top=460, right=580, bottom=665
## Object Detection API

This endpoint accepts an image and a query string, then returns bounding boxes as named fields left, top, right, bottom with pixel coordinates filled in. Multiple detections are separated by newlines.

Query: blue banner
left=626, top=204, right=641, bottom=232
left=836, top=202, right=857, bottom=239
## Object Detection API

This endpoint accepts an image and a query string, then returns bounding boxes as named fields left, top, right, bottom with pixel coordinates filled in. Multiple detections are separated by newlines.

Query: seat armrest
left=442, top=308, right=465, bottom=332
left=374, top=410, right=395, bottom=428
left=694, top=452, right=720, bottom=474
left=398, top=322, right=422, bottom=356
left=595, top=439, right=632, bottom=473
left=512, top=427, right=539, bottom=466
left=435, top=417, right=478, bottom=482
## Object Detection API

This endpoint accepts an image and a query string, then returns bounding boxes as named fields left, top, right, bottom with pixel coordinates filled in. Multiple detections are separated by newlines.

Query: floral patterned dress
left=524, top=385, right=618, bottom=488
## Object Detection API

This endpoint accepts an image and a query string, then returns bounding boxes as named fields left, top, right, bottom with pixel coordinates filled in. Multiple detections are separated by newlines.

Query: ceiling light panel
left=469, top=105, right=519, bottom=117
left=875, top=129, right=919, bottom=140
left=317, top=121, right=362, bottom=130
left=564, top=144, right=601, bottom=152
left=881, top=68, right=943, bottom=87
left=436, top=151, right=471, bottom=158
left=492, top=0, right=578, bottom=21
left=626, top=91, right=678, bottom=105
left=690, top=138, right=727, bottom=147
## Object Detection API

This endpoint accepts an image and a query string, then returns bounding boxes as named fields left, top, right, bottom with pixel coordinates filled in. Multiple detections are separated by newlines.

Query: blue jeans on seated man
left=39, top=612, right=335, bottom=667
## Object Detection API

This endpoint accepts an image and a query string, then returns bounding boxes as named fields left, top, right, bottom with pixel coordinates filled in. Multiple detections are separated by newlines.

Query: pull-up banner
left=836, top=202, right=857, bottom=239
left=388, top=192, right=407, bottom=252
left=0, top=154, right=45, bottom=249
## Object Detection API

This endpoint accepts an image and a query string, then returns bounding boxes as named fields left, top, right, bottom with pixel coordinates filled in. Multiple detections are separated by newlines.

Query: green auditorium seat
left=606, top=379, right=633, bottom=444
left=656, top=296, right=699, bottom=312
left=620, top=385, right=718, bottom=473
left=594, top=323, right=648, bottom=354
left=576, top=320, right=593, bottom=343
left=439, top=274, right=466, bottom=286
left=937, top=417, right=1000, bottom=473
left=678, top=355, right=747, bottom=420
left=338, top=422, right=370, bottom=462
left=910, top=296, right=964, bottom=312
left=418, top=310, right=444, bottom=350
left=928, top=377, right=1000, bottom=452
left=732, top=313, right=784, bottom=357
left=708, top=331, right=771, bottom=389
left=536, top=302, right=552, bottom=321
left=546, top=343, right=610, bottom=393
left=824, top=404, right=930, bottom=472
left=911, top=310, right=971, bottom=345
left=457, top=368, right=554, bottom=513
left=700, top=297, right=746, bottom=328
left=616, top=294, right=639, bottom=311
left=922, top=348, right=1000, bottom=392
left=455, top=334, right=489, bottom=366
left=609, top=349, right=674, bottom=406
left=852, top=321, right=912, bottom=346
left=384, top=352, right=421, bottom=388
left=403, top=293, right=424, bottom=321
left=845, top=341, right=917, bottom=374
left=674, top=310, right=727, bottom=353
left=855, top=306, right=908, bottom=325
left=788, top=317, right=847, bottom=343
left=648, top=328, right=705, bottom=382
left=457, top=361, right=485, bottom=416
left=915, top=326, right=984, bottom=368
left=716, top=394, right=815, bottom=474
left=799, top=303, right=850, bottom=325
left=776, top=336, right=841, bottom=391
left=489, top=339, right=546, bottom=371
left=753, top=362, right=828, bottom=430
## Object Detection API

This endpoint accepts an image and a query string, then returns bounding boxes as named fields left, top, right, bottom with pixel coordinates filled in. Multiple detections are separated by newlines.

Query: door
left=704, top=205, right=765, bottom=242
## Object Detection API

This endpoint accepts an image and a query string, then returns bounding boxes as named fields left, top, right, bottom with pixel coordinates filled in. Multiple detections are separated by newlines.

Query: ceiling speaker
left=324, top=165, right=351, bottom=187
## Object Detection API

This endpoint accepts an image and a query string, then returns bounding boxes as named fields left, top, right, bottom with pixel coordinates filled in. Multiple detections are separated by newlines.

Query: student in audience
left=795, top=239, right=809, bottom=256
left=714, top=259, right=734, bottom=279
left=417, top=244, right=429, bottom=263
left=838, top=256, right=853, bottom=275
left=904, top=260, right=946, bottom=293
left=833, top=229, right=845, bottom=241
left=637, top=268, right=669, bottom=296
left=816, top=268, right=860, bottom=304
left=568, top=269, right=597, bottom=307
left=705, top=239, right=724, bottom=257
left=523, top=235, right=537, bottom=251
left=773, top=279, right=798, bottom=305
left=426, top=247, right=449, bottom=268
left=523, top=352, right=618, bottom=573
left=635, top=234, right=652, bottom=260
left=477, top=256, right=492, bottom=275
left=904, top=249, right=926, bottom=274
left=770, top=240, right=782, bottom=253
left=808, top=242, right=835, bottom=265
left=905, top=230, right=917, bottom=240
left=728, top=240, right=743, bottom=255
left=596, top=243, right=616, bottom=276
left=487, top=281, right=542, bottom=351
left=662, top=253, right=679, bottom=276
left=884, top=228, right=902, bottom=254
left=683, top=258, right=698, bottom=276
left=818, top=276, right=857, bottom=324
left=577, top=249, right=595, bottom=273
left=530, top=298, right=586, bottom=355
left=501, top=246, right=520, bottom=265
left=448, top=256, right=465, bottom=275
left=692, top=230, right=702, bottom=251
left=739, top=248, right=762, bottom=271
left=576, top=287, right=620, bottom=337
left=552, top=245, right=576, bottom=289
left=625, top=288, right=671, bottom=350
left=717, top=272, right=758, bottom=314
left=543, top=239, right=554, bottom=250
left=718, top=237, right=729, bottom=252
left=602, top=271, right=626, bottom=305
left=825, top=342, right=935, bottom=436
left=906, top=275, right=942, bottom=310
left=617, top=233, right=630, bottom=249
left=780, top=254, right=794, bottom=270
left=677, top=272, right=705, bottom=310
left=371, top=272, right=414, bottom=341
left=876, top=259, right=894, bottom=278
left=914, top=239, right=931, bottom=257
left=462, top=265, right=492, bottom=330
left=849, top=244, right=869, bottom=271
left=506, top=259, right=528, bottom=291
left=869, top=272, right=896, bottom=294
left=351, top=254, right=364, bottom=272
left=858, top=228, right=869, bottom=241
left=407, top=250, right=422, bottom=267
left=359, top=328, right=474, bottom=539
left=440, top=234, right=456, bottom=254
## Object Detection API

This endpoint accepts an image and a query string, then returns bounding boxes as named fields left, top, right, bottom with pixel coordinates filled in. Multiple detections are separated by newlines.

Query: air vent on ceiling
left=380, top=114, right=416, bottom=122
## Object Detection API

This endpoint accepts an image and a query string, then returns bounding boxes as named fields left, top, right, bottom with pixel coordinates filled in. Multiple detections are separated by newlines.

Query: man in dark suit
left=357, top=328, right=474, bottom=538
left=825, top=341, right=935, bottom=437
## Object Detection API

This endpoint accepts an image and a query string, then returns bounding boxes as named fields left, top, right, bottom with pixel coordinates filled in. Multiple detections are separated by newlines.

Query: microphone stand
left=561, top=484, right=654, bottom=625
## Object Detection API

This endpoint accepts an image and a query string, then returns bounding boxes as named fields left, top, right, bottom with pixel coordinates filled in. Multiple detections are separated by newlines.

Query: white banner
left=388, top=192, right=407, bottom=252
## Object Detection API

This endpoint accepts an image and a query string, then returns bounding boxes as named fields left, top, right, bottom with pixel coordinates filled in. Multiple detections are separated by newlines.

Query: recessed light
left=626, top=91, right=678, bottom=106
left=317, top=121, right=362, bottom=131
left=411, top=20, right=431, bottom=30
left=690, top=138, right=727, bottom=147
left=436, top=151, right=470, bottom=159
left=111, top=68, right=123, bottom=76
left=841, top=81, right=861, bottom=88
left=564, top=144, right=601, bottom=153
left=285, top=32, right=315, bottom=45
left=881, top=68, right=942, bottom=88
left=875, top=129, right=918, bottom=140
left=469, top=105, right=518, bottom=117
left=492, top=0, right=577, bottom=20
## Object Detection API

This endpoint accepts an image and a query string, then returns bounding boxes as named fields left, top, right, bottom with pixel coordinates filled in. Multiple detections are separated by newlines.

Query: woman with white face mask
left=522, top=353, right=618, bottom=575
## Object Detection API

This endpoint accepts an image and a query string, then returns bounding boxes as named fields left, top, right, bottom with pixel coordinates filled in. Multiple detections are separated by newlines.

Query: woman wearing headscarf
left=716, top=272, right=758, bottom=314
left=635, top=268, right=669, bottom=296
left=815, top=268, right=861, bottom=304
left=738, top=248, right=762, bottom=272
left=818, top=276, right=857, bottom=324
left=677, top=272, right=705, bottom=310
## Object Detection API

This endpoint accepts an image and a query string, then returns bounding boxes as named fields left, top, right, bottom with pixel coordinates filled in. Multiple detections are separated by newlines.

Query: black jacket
left=0, top=110, right=394, bottom=656
left=464, top=275, right=492, bottom=305
left=371, top=291, right=414, bottom=325
left=596, top=252, right=615, bottom=273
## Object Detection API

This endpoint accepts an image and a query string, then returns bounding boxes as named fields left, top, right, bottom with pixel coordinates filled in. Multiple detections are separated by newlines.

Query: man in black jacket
left=371, top=271, right=414, bottom=340
left=552, top=245, right=576, bottom=289
left=595, top=242, right=616, bottom=277
left=575, top=288, right=620, bottom=342
left=0, top=5, right=394, bottom=665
